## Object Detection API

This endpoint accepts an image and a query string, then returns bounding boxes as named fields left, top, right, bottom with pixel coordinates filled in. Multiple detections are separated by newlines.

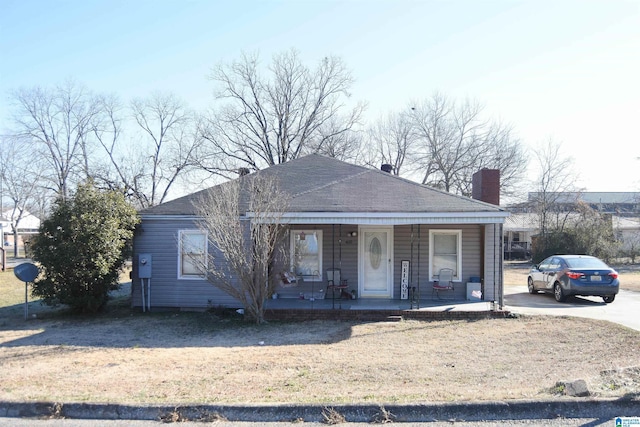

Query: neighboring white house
left=613, top=216, right=640, bottom=254
left=504, top=212, right=640, bottom=260
left=503, top=213, right=537, bottom=260
left=526, top=192, right=640, bottom=215
left=505, top=192, right=640, bottom=260
left=0, top=215, right=8, bottom=247
left=1, top=209, right=41, bottom=254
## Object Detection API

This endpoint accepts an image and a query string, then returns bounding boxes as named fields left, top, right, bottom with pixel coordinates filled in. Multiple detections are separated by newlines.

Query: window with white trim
left=178, top=230, right=207, bottom=279
left=290, top=230, right=322, bottom=279
left=429, top=230, right=462, bottom=281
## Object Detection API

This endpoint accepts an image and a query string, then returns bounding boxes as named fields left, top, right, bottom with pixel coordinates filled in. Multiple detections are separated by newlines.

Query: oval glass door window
left=369, top=237, right=382, bottom=269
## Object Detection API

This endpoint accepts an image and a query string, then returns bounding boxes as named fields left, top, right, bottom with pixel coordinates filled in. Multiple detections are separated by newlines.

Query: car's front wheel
left=527, top=277, right=537, bottom=294
left=602, top=295, right=616, bottom=303
left=554, top=282, right=566, bottom=302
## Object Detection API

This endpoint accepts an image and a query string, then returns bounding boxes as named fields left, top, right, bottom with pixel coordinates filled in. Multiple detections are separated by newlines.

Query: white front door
left=359, top=227, right=393, bottom=298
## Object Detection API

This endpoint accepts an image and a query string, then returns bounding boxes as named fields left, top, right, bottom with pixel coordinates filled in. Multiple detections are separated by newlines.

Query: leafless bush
left=371, top=405, right=396, bottom=423
left=47, top=402, right=64, bottom=419
left=193, top=174, right=289, bottom=324
left=322, top=406, right=346, bottom=424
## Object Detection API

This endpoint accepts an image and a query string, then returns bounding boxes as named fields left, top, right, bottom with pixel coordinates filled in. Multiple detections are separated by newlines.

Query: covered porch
left=272, top=218, right=506, bottom=308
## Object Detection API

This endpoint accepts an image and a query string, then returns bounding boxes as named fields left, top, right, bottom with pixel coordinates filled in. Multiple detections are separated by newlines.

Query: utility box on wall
left=138, top=254, right=152, bottom=278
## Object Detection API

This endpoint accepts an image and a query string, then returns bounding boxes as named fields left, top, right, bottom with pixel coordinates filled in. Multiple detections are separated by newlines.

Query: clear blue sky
left=2, top=0, right=639, bottom=193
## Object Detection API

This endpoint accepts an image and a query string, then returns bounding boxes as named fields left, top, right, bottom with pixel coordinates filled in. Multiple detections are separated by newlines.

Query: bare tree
left=455, top=121, right=528, bottom=199
left=90, top=92, right=201, bottom=209
left=365, top=110, right=416, bottom=175
left=90, top=94, right=131, bottom=192
left=410, top=93, right=526, bottom=196
left=411, top=94, right=482, bottom=191
left=192, top=174, right=289, bottom=324
left=530, top=139, right=580, bottom=237
left=198, top=49, right=365, bottom=176
left=0, top=136, right=47, bottom=256
left=8, top=80, right=101, bottom=200
left=128, top=92, right=202, bottom=208
left=303, top=114, right=364, bottom=162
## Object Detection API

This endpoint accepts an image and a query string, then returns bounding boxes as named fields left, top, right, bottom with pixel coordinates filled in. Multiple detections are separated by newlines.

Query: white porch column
left=483, top=223, right=504, bottom=307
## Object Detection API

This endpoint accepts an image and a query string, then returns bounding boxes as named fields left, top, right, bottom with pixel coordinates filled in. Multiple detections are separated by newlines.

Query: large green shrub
left=31, top=182, right=140, bottom=313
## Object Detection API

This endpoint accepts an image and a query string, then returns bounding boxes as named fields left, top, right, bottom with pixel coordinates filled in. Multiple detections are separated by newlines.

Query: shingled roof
left=141, top=154, right=506, bottom=221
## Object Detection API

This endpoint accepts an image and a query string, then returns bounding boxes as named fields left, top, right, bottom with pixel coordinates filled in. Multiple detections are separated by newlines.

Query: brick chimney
left=472, top=169, right=500, bottom=205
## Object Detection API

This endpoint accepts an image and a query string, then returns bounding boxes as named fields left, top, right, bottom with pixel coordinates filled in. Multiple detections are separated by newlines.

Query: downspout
left=417, top=224, right=421, bottom=309
left=410, top=224, right=414, bottom=306
left=480, top=225, right=485, bottom=300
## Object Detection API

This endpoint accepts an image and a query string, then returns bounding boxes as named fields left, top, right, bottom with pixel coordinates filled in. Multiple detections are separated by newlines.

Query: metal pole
left=24, top=281, right=28, bottom=320
left=141, top=278, right=146, bottom=312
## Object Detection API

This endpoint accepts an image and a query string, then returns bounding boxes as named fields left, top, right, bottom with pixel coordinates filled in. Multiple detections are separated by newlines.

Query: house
left=613, top=216, right=640, bottom=255
left=526, top=192, right=640, bottom=216
left=503, top=213, right=537, bottom=260
left=132, top=154, right=508, bottom=311
left=504, top=214, right=640, bottom=260
left=505, top=192, right=640, bottom=260
left=1, top=209, right=41, bottom=254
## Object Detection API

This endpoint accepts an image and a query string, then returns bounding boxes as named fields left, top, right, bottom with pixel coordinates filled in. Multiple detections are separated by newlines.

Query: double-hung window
left=290, top=230, right=322, bottom=280
left=429, top=230, right=462, bottom=281
left=178, top=230, right=207, bottom=279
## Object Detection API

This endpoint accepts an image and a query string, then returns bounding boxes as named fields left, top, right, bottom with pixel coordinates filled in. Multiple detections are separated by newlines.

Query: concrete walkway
left=504, top=285, right=640, bottom=331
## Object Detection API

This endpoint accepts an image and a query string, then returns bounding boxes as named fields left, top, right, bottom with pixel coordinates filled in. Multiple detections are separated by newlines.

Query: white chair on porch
left=432, top=268, right=455, bottom=299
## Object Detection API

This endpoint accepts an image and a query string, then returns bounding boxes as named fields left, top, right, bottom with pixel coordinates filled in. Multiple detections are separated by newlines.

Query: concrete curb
left=1, top=398, right=638, bottom=422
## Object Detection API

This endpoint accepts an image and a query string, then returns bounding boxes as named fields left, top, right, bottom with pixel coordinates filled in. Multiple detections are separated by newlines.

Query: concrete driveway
left=504, top=285, right=640, bottom=331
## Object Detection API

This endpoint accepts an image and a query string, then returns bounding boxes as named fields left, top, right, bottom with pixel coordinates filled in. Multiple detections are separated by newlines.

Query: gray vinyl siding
left=393, top=225, right=482, bottom=300
left=132, top=218, right=241, bottom=310
left=134, top=219, right=497, bottom=308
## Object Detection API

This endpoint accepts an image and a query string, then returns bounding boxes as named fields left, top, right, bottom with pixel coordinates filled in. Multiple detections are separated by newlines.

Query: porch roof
left=252, top=211, right=509, bottom=225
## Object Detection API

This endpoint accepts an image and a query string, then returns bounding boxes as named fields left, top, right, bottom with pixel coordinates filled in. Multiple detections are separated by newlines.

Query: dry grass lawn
left=0, top=264, right=639, bottom=405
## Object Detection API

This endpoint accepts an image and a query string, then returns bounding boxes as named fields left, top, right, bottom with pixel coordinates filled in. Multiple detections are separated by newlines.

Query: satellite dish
left=14, top=262, right=40, bottom=321
left=14, top=262, right=39, bottom=282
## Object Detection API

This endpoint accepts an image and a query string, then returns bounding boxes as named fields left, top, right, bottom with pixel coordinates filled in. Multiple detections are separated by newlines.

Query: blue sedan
left=527, top=255, right=619, bottom=303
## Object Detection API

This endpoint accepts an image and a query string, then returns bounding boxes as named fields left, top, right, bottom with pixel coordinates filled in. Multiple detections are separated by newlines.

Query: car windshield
left=565, top=257, right=609, bottom=269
